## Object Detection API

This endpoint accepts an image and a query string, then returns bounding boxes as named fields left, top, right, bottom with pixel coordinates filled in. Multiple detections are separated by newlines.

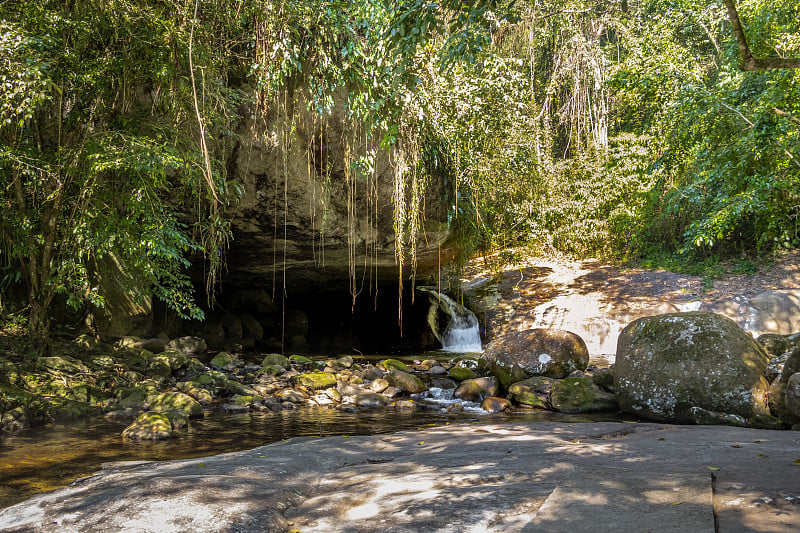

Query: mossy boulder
left=210, top=352, right=235, bottom=369
left=166, top=336, right=208, bottom=355
left=149, top=392, right=204, bottom=418
left=262, top=353, right=290, bottom=368
left=448, top=366, right=477, bottom=381
left=385, top=370, right=426, bottom=394
left=615, top=312, right=771, bottom=423
left=261, top=365, right=286, bottom=377
left=288, top=354, right=314, bottom=366
left=480, top=329, right=589, bottom=388
left=293, top=372, right=338, bottom=390
left=454, top=377, right=498, bottom=402
left=122, top=411, right=187, bottom=440
left=381, top=359, right=409, bottom=372
left=550, top=377, right=618, bottom=413
left=507, top=376, right=555, bottom=409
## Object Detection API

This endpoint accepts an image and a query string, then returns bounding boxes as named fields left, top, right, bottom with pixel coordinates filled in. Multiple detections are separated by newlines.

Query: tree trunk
left=29, top=297, right=53, bottom=357
left=722, top=0, right=800, bottom=71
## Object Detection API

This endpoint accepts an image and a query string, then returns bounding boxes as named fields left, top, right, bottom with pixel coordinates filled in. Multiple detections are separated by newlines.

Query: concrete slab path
left=1, top=422, right=799, bottom=532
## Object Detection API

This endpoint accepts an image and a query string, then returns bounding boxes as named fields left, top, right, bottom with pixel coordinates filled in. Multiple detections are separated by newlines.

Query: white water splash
left=438, top=293, right=483, bottom=353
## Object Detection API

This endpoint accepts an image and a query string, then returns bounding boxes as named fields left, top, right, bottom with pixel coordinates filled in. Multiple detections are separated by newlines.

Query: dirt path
left=459, top=250, right=800, bottom=358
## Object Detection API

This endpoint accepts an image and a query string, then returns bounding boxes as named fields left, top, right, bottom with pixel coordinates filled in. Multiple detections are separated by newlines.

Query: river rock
left=370, top=378, right=390, bottom=393
left=550, top=377, right=617, bottom=413
left=293, top=372, right=337, bottom=390
left=261, top=353, right=290, bottom=368
left=480, top=396, right=512, bottom=413
left=769, top=345, right=800, bottom=424
left=166, top=336, right=208, bottom=355
left=356, top=392, right=388, bottom=409
left=40, top=356, right=89, bottom=375
left=591, top=366, right=615, bottom=393
left=386, top=370, right=426, bottom=394
left=122, top=411, right=188, bottom=440
left=615, top=312, right=771, bottom=423
left=481, top=329, right=590, bottom=388
left=507, top=376, right=555, bottom=409
left=149, top=392, right=204, bottom=418
left=381, top=359, right=409, bottom=372
left=454, top=377, right=498, bottom=402
left=448, top=366, right=477, bottom=381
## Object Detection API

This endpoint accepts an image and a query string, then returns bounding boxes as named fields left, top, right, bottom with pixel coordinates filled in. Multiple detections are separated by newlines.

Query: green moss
left=293, top=372, right=338, bottom=390
left=262, top=353, right=290, bottom=368
left=288, top=354, right=313, bottom=365
left=550, top=377, right=617, bottom=413
left=448, top=367, right=477, bottom=381
left=381, top=359, right=409, bottom=372
left=149, top=392, right=204, bottom=418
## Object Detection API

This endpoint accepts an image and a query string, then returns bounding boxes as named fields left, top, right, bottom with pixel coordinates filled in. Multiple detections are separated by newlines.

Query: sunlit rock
left=454, top=376, right=498, bottom=402
left=615, top=312, right=770, bottom=423
left=481, top=329, right=590, bottom=387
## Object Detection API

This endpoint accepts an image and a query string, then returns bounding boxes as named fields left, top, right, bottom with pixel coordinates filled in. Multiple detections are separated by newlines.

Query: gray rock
left=385, top=370, right=426, bottom=394
left=615, top=312, right=771, bottom=423
left=481, top=329, right=590, bottom=388
left=355, top=392, right=388, bottom=409
left=507, top=376, right=555, bottom=409
left=785, top=373, right=800, bottom=421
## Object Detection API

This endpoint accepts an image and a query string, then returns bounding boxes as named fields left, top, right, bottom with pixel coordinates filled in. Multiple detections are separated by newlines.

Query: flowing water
left=437, top=294, right=483, bottom=353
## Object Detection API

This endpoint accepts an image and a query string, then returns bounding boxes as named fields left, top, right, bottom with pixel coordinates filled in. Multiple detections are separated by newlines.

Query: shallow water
left=0, top=352, right=633, bottom=510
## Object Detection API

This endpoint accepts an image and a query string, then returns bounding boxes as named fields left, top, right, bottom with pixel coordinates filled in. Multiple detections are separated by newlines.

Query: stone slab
left=1, top=422, right=799, bottom=532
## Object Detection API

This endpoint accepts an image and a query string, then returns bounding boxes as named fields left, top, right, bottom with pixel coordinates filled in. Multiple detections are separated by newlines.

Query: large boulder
left=481, top=329, right=590, bottom=388
left=615, top=312, right=771, bottom=423
left=549, top=377, right=617, bottom=413
left=769, top=345, right=800, bottom=425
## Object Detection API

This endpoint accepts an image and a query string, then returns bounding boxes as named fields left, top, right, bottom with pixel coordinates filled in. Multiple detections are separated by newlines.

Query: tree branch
left=722, top=0, right=800, bottom=70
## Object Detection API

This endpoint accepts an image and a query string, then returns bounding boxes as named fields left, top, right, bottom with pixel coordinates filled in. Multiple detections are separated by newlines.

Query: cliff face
left=224, top=99, right=451, bottom=291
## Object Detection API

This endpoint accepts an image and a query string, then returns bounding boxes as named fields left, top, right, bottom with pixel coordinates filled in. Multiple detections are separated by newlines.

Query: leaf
left=418, top=441, right=425, bottom=445
left=707, top=466, right=720, bottom=471
left=793, top=459, right=800, bottom=466
left=671, top=501, right=683, bottom=505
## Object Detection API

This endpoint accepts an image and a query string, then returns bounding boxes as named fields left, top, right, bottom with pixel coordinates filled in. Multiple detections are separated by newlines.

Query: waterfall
left=437, top=293, right=483, bottom=353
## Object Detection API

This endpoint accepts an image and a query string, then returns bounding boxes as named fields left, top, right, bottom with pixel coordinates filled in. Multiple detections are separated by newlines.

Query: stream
left=0, top=358, right=634, bottom=511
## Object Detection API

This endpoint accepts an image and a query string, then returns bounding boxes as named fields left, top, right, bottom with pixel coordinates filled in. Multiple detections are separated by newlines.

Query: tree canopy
left=1, top=0, right=799, bottom=352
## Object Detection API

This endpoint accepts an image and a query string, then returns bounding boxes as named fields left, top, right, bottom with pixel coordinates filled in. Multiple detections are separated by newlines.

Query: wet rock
left=454, top=377, right=498, bottom=402
left=481, top=329, right=590, bottom=388
left=336, top=355, right=354, bottom=368
left=550, top=377, right=617, bottom=413
left=382, top=387, right=402, bottom=398
left=293, top=372, right=337, bottom=390
left=220, top=403, right=250, bottom=414
left=115, top=388, right=152, bottom=410
left=616, top=312, right=771, bottom=423
left=261, top=365, right=286, bottom=377
left=481, top=396, right=512, bottom=413
left=166, top=336, right=208, bottom=355
left=507, top=377, right=555, bottom=409
left=356, top=392, right=388, bottom=409
left=149, top=392, right=204, bottom=418
left=394, top=399, right=417, bottom=410
left=231, top=394, right=262, bottom=406
left=689, top=407, right=746, bottom=427
left=176, top=382, right=214, bottom=405
left=381, top=359, right=409, bottom=372
left=122, top=411, right=187, bottom=440
left=446, top=403, right=464, bottom=414
left=431, top=378, right=457, bottom=390
left=278, top=389, right=308, bottom=404
left=370, top=378, right=390, bottom=393
left=386, top=370, right=426, bottom=394
left=428, top=366, right=448, bottom=377
left=448, top=367, right=477, bottom=381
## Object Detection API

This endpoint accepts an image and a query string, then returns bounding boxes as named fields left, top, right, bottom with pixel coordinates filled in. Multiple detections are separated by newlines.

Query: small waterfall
left=437, top=293, right=483, bottom=353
